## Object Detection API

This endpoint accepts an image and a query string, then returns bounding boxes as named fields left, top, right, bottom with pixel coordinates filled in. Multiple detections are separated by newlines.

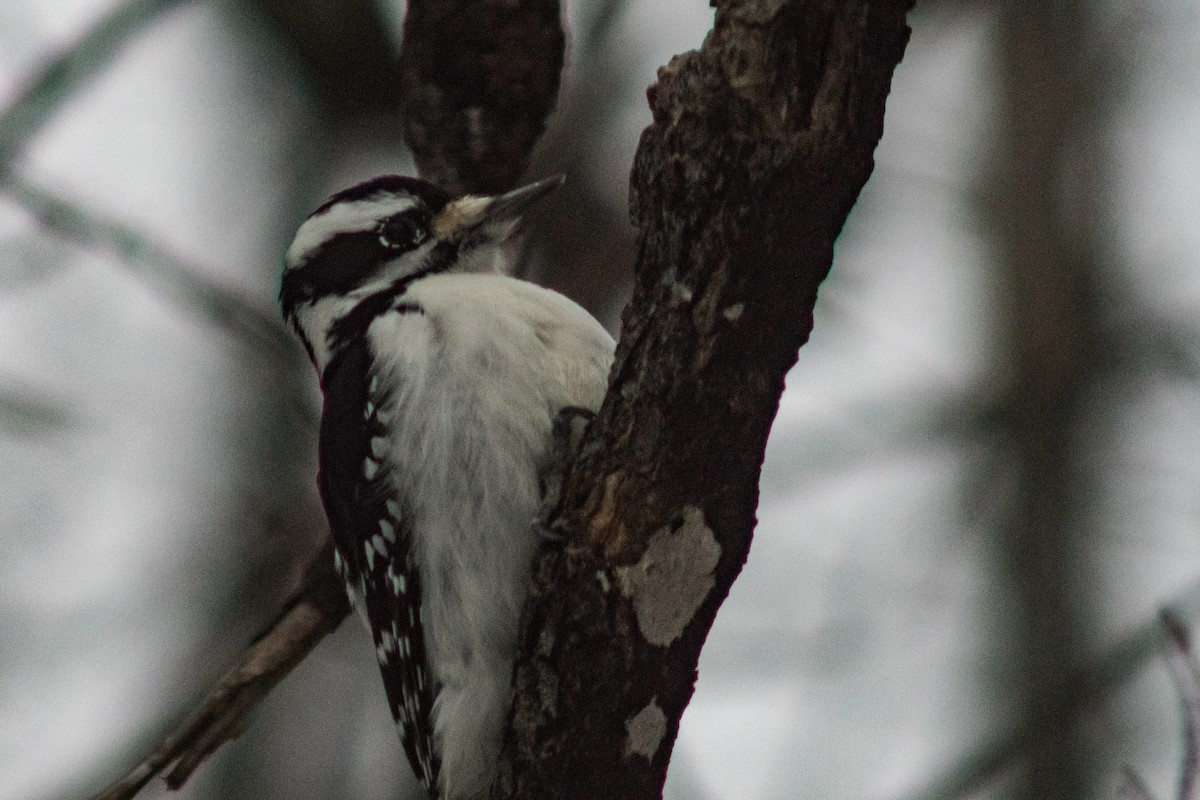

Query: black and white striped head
left=280, top=174, right=564, bottom=368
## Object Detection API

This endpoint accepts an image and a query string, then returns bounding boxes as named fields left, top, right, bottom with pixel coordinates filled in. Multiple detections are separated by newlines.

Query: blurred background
left=2, top=1, right=1200, bottom=799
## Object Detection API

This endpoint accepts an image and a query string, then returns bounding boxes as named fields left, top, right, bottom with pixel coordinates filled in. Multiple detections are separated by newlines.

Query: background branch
left=0, top=0, right=188, bottom=173
left=398, top=0, right=564, bottom=194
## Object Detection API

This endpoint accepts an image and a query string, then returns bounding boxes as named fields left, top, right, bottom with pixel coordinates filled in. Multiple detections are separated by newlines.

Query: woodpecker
left=279, top=174, right=614, bottom=800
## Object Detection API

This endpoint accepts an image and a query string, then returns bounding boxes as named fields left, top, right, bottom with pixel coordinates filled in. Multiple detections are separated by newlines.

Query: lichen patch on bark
left=615, top=506, right=721, bottom=647
left=624, top=698, right=668, bottom=761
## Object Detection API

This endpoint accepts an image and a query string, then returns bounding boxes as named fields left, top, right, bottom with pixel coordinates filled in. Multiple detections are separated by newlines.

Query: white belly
left=365, top=272, right=613, bottom=798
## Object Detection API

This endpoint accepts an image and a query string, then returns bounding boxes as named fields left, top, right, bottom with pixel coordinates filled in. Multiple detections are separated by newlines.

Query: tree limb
left=398, top=0, right=564, bottom=194
left=243, top=0, right=403, bottom=110
left=495, top=2, right=914, bottom=797
left=88, top=542, right=349, bottom=800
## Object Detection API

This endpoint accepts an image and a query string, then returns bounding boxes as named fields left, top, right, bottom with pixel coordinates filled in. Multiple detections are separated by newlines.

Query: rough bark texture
left=398, top=0, right=564, bottom=195
left=493, top=2, right=913, bottom=798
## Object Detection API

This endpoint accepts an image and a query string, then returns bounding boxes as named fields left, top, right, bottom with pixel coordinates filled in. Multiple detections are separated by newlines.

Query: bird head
left=280, top=174, right=565, bottom=368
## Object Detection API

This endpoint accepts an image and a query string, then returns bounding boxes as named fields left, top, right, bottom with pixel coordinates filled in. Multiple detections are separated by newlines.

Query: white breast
left=364, top=272, right=614, bottom=797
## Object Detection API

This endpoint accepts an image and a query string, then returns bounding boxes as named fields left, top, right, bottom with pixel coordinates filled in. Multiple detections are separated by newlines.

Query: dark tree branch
left=987, top=3, right=1110, bottom=795
left=398, top=0, right=564, bottom=194
left=88, top=543, right=349, bottom=800
left=494, top=2, right=913, bottom=797
left=241, top=0, right=403, bottom=110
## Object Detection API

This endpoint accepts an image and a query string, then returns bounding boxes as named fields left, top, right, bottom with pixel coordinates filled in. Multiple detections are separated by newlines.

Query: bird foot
left=534, top=406, right=596, bottom=542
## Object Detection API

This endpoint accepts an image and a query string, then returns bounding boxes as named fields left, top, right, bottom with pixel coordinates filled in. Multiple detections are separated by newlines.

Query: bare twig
left=1118, top=767, right=1157, bottom=800
left=1163, top=611, right=1200, bottom=800
left=0, top=0, right=189, bottom=172
left=2, top=174, right=297, bottom=366
left=88, top=542, right=349, bottom=800
left=0, top=0, right=298, bottom=366
left=899, top=587, right=1200, bottom=800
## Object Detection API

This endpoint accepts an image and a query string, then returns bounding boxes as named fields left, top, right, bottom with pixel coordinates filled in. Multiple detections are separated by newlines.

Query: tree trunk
left=494, top=2, right=914, bottom=797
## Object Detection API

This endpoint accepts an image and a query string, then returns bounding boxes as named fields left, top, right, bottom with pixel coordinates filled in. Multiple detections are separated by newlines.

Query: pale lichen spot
left=380, top=518, right=397, bottom=543
left=624, top=698, right=667, bottom=761
left=386, top=499, right=402, bottom=519
left=615, top=505, right=721, bottom=647
left=722, top=302, right=745, bottom=323
left=596, top=569, right=611, bottom=593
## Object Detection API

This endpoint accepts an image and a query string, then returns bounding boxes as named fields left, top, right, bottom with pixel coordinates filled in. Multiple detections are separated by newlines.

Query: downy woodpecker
left=279, top=174, right=614, bottom=800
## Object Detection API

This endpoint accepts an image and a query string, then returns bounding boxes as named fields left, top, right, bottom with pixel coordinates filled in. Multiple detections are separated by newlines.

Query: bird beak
left=433, top=174, right=566, bottom=242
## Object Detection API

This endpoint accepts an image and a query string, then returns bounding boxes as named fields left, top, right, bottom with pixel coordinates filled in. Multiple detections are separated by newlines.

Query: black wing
left=318, top=334, right=441, bottom=796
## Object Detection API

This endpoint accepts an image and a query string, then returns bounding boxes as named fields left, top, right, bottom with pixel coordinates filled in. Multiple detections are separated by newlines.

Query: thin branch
left=2, top=174, right=298, bottom=367
left=0, top=0, right=189, bottom=172
left=1163, top=611, right=1200, bottom=800
left=88, top=542, right=350, bottom=800
left=0, top=379, right=76, bottom=434
left=1118, top=767, right=1157, bottom=800
left=897, top=585, right=1200, bottom=800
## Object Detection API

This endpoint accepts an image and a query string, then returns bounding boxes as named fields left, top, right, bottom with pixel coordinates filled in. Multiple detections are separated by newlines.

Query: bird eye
left=377, top=215, right=426, bottom=250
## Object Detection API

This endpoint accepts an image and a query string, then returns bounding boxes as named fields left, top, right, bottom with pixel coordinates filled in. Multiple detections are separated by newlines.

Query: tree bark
left=494, top=2, right=913, bottom=797
left=398, top=0, right=564, bottom=195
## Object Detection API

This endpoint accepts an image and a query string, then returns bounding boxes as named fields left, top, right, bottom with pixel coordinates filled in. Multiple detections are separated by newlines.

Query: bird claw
left=534, top=406, right=596, bottom=541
